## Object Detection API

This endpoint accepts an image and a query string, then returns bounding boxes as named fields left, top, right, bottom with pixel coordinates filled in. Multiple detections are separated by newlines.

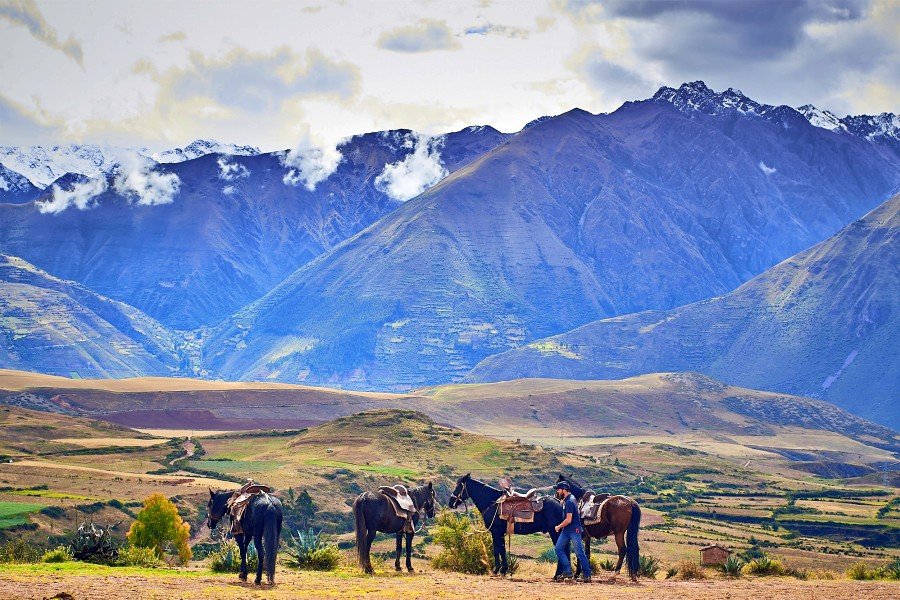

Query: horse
left=207, top=488, right=283, bottom=585
left=448, top=473, right=565, bottom=577
left=353, top=482, right=436, bottom=574
left=556, top=473, right=641, bottom=581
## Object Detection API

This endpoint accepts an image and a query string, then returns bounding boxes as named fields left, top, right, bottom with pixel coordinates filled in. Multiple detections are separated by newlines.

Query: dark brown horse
left=353, top=483, right=436, bottom=574
left=556, top=474, right=641, bottom=581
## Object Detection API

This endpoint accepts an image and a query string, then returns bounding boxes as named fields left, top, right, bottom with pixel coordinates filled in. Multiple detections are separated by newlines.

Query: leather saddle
left=379, top=485, right=417, bottom=533
left=227, top=480, right=273, bottom=535
left=579, top=491, right=611, bottom=525
left=498, top=488, right=544, bottom=534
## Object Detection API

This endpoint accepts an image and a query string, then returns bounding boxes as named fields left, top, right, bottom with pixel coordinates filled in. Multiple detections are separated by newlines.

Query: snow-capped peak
left=0, top=144, right=120, bottom=188
left=652, top=81, right=763, bottom=116
left=152, top=139, right=260, bottom=163
left=797, top=105, right=846, bottom=132
left=841, top=112, right=900, bottom=143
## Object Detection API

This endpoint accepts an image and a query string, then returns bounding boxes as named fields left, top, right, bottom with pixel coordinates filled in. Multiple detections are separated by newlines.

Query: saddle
left=498, top=488, right=544, bottom=534
left=579, top=491, right=611, bottom=525
left=227, top=480, right=273, bottom=535
left=379, top=485, right=416, bottom=533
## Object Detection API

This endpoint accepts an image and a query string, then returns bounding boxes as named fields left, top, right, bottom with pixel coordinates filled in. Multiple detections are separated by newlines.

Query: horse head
left=206, top=488, right=231, bottom=530
left=447, top=473, right=471, bottom=508
left=423, top=482, right=436, bottom=518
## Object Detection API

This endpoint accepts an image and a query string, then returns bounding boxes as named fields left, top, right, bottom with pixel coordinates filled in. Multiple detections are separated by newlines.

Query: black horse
left=448, top=474, right=564, bottom=577
left=207, top=489, right=283, bottom=585
left=353, top=482, right=436, bottom=573
left=556, top=474, right=641, bottom=581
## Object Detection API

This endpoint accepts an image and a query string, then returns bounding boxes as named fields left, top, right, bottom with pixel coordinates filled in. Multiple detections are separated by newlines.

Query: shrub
left=115, top=545, right=162, bottom=568
left=638, top=554, right=660, bottom=578
left=881, top=559, right=900, bottom=580
left=665, top=566, right=679, bottom=579
left=0, top=539, right=41, bottom=563
left=846, top=561, right=878, bottom=581
left=126, top=493, right=191, bottom=564
left=431, top=511, right=491, bottom=574
left=209, top=540, right=257, bottom=573
left=784, top=566, right=809, bottom=580
left=720, top=555, right=744, bottom=577
left=41, top=546, right=74, bottom=563
left=677, top=560, right=706, bottom=580
left=597, top=557, right=617, bottom=571
left=506, top=553, right=519, bottom=576
left=283, top=529, right=341, bottom=571
left=536, top=547, right=557, bottom=563
left=744, top=555, right=784, bottom=576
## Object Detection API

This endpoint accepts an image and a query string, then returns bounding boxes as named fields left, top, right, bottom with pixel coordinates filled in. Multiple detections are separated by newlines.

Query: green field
left=0, top=501, right=45, bottom=529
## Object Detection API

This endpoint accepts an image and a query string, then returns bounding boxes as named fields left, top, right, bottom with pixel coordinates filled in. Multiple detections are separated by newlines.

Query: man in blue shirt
left=553, top=481, right=591, bottom=583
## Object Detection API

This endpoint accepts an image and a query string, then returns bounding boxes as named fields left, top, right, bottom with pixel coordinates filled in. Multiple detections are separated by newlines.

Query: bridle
left=449, top=479, right=470, bottom=509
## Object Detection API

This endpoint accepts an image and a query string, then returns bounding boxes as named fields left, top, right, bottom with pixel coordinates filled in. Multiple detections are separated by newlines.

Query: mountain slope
left=0, top=164, right=40, bottom=204
left=0, top=255, right=184, bottom=378
left=0, top=126, right=507, bottom=330
left=203, top=84, right=900, bottom=390
left=468, top=195, right=899, bottom=428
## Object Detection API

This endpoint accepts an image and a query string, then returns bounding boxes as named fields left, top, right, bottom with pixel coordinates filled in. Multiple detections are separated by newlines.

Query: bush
left=209, top=540, right=257, bottom=573
left=0, top=539, right=41, bottom=563
left=115, top=545, right=162, bottom=568
left=720, top=555, right=744, bottom=577
left=846, top=561, right=878, bottom=580
left=283, top=529, right=341, bottom=571
left=882, top=558, right=900, bottom=580
left=744, top=555, right=784, bottom=576
left=597, top=557, right=617, bottom=571
left=784, top=566, right=809, bottom=580
left=41, top=546, right=74, bottom=563
left=536, top=547, right=557, bottom=563
left=677, top=560, right=706, bottom=580
left=126, top=493, right=191, bottom=564
left=638, top=554, right=660, bottom=578
left=431, top=511, right=491, bottom=574
left=665, top=566, right=678, bottom=579
left=506, top=553, right=519, bottom=576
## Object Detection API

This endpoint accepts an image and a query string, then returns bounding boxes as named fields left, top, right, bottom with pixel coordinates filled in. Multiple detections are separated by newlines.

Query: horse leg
left=364, top=528, right=377, bottom=574
left=490, top=531, right=503, bottom=576
left=254, top=530, right=264, bottom=585
left=237, top=534, right=248, bottom=581
left=405, top=532, right=414, bottom=572
left=613, top=530, right=626, bottom=578
left=394, top=532, right=403, bottom=571
left=583, top=535, right=591, bottom=579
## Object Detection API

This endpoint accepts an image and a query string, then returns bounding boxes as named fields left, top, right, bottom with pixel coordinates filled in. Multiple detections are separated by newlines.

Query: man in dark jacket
left=553, top=481, right=591, bottom=583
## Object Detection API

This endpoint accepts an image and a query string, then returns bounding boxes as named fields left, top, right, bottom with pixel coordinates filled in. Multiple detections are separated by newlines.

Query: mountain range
left=203, top=83, right=900, bottom=391
left=468, top=194, right=899, bottom=429
left=0, top=81, right=897, bottom=427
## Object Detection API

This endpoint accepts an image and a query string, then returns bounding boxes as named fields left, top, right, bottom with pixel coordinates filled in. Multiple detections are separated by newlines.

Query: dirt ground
left=3, top=566, right=898, bottom=600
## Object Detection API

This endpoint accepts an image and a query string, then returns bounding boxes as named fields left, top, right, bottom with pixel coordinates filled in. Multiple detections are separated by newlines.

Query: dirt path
left=2, top=566, right=898, bottom=600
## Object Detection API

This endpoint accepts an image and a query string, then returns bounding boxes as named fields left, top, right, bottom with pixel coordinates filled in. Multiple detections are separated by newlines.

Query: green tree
left=127, top=493, right=191, bottom=564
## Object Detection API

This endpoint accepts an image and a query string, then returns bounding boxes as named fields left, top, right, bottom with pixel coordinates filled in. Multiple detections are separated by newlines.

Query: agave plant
left=597, top=557, right=617, bottom=571
left=721, top=555, right=745, bottom=577
left=638, top=554, right=660, bottom=577
left=284, top=528, right=341, bottom=571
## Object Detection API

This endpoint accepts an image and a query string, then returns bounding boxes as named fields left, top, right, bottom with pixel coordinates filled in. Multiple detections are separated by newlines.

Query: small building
left=700, top=544, right=732, bottom=566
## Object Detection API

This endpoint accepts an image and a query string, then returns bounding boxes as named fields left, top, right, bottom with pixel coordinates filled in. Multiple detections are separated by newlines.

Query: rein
left=452, top=479, right=502, bottom=536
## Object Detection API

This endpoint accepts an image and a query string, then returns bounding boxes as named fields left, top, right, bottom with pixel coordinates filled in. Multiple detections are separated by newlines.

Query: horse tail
left=353, top=495, right=367, bottom=569
left=263, top=498, right=281, bottom=582
left=625, top=501, right=641, bottom=578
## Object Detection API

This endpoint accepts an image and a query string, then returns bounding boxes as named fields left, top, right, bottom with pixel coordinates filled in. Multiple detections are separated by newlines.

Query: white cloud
left=112, top=150, right=180, bottom=206
left=375, top=133, right=448, bottom=201
left=0, top=0, right=83, bottom=65
left=759, top=161, right=777, bottom=175
left=0, top=175, right=8, bottom=191
left=281, top=128, right=343, bottom=191
left=222, top=184, right=237, bottom=195
left=377, top=20, right=460, bottom=53
left=217, top=157, right=250, bottom=181
left=38, top=176, right=108, bottom=214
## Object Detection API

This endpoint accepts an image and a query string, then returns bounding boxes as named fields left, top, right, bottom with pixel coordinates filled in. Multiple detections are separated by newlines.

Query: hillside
left=468, top=195, right=899, bottom=429
left=203, top=84, right=900, bottom=390
left=0, top=255, right=184, bottom=379
left=0, top=127, right=506, bottom=330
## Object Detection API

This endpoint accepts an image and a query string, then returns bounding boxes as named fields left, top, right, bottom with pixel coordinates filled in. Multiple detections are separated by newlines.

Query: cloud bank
left=375, top=133, right=448, bottom=201
left=37, top=152, right=180, bottom=214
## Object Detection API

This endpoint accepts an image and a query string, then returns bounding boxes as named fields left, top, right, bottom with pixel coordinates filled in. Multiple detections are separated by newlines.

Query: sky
left=0, top=0, right=897, bottom=153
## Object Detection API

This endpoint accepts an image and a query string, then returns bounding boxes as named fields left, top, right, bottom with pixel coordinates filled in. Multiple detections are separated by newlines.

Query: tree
left=127, top=493, right=192, bottom=564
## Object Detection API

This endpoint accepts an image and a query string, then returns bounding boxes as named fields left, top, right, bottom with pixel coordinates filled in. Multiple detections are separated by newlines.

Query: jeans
left=554, top=528, right=590, bottom=577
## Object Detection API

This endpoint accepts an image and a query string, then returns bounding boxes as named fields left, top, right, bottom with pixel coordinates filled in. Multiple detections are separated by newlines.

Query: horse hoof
left=238, top=574, right=247, bottom=582
left=395, top=566, right=402, bottom=572
left=407, top=568, right=415, bottom=573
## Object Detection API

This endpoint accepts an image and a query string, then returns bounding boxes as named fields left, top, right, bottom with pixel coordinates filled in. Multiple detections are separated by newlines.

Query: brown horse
left=556, top=474, right=641, bottom=581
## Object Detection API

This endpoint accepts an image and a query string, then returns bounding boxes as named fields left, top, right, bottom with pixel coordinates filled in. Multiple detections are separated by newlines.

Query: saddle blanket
left=379, top=485, right=416, bottom=533
left=227, top=481, right=272, bottom=535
